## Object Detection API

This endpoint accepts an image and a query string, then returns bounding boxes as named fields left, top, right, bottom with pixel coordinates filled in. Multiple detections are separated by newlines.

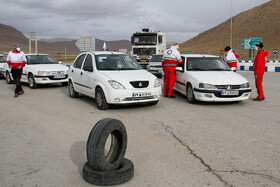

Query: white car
left=147, top=54, right=163, bottom=78
left=68, top=51, right=161, bottom=110
left=0, top=54, right=7, bottom=77
left=174, top=54, right=251, bottom=103
left=3, top=54, right=69, bottom=88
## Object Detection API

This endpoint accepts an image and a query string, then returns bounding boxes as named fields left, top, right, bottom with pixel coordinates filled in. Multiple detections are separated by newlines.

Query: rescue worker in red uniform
left=162, top=44, right=183, bottom=98
left=224, top=46, right=240, bottom=72
left=7, top=43, right=27, bottom=97
left=253, top=42, right=268, bottom=101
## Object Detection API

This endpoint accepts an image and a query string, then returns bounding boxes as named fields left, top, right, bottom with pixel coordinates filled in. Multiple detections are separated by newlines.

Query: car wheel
left=95, top=87, right=109, bottom=110
left=86, top=118, right=127, bottom=171
left=5, top=71, right=13, bottom=84
left=28, top=74, right=38, bottom=89
left=186, top=84, right=197, bottom=103
left=68, top=80, right=78, bottom=98
left=83, top=158, right=134, bottom=186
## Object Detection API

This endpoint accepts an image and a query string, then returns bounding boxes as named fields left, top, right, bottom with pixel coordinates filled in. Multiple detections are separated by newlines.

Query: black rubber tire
left=5, top=71, right=13, bottom=84
left=186, top=84, right=197, bottom=103
left=95, top=87, right=109, bottom=110
left=86, top=118, right=127, bottom=171
left=68, top=80, right=78, bottom=98
left=83, top=158, right=134, bottom=186
left=28, top=74, right=38, bottom=89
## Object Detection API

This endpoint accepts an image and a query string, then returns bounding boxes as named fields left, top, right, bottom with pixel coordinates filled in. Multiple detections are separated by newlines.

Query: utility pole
left=230, top=0, right=233, bottom=48
left=29, top=32, right=38, bottom=54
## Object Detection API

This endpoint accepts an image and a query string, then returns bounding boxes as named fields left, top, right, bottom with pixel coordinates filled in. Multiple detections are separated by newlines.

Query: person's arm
left=6, top=52, right=12, bottom=67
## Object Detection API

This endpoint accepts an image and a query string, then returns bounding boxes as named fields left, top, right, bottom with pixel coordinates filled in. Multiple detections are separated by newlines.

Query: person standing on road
left=253, top=42, right=268, bottom=101
left=162, top=43, right=183, bottom=98
left=7, top=43, right=27, bottom=97
left=224, top=46, right=240, bottom=72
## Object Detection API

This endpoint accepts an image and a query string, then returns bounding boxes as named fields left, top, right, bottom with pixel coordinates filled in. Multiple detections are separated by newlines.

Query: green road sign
left=247, top=38, right=262, bottom=49
left=187, top=51, right=192, bottom=54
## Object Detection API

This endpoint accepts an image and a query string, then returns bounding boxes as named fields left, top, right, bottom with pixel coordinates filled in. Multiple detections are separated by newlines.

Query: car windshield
left=95, top=54, right=142, bottom=71
left=0, top=56, right=6, bottom=63
left=26, top=55, right=59, bottom=65
left=187, top=57, right=231, bottom=71
left=150, top=55, right=163, bottom=62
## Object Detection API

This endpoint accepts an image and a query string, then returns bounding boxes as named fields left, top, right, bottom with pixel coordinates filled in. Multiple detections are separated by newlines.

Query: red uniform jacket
left=253, top=50, right=268, bottom=74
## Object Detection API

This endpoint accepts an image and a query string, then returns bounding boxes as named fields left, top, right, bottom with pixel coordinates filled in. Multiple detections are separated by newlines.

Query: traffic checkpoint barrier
left=238, top=60, right=280, bottom=63
left=237, top=61, right=280, bottom=72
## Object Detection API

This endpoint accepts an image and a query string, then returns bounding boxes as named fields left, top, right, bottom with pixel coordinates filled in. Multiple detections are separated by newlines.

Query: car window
left=177, top=56, right=185, bottom=70
left=95, top=54, right=142, bottom=71
left=0, top=56, right=6, bottom=63
left=73, top=54, right=86, bottom=69
left=83, top=55, right=93, bottom=72
left=187, top=57, right=231, bottom=71
left=26, top=55, right=58, bottom=65
left=150, top=55, right=163, bottom=62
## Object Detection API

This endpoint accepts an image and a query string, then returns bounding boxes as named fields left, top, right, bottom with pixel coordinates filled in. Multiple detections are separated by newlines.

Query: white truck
left=131, top=28, right=166, bottom=68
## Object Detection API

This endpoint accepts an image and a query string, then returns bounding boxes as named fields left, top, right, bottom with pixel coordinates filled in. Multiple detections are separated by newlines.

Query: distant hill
left=180, top=0, right=280, bottom=59
left=0, top=23, right=132, bottom=55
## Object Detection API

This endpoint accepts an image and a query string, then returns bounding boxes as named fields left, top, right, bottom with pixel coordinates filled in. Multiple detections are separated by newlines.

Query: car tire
left=186, top=84, right=197, bottom=103
left=5, top=71, right=13, bottom=84
left=86, top=118, right=127, bottom=171
left=68, top=80, right=78, bottom=98
left=95, top=87, right=109, bottom=110
left=83, top=158, right=134, bottom=186
left=28, top=74, right=38, bottom=89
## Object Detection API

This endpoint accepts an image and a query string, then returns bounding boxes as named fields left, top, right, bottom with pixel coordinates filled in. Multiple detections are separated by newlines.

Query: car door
left=70, top=53, right=86, bottom=92
left=79, top=54, right=95, bottom=96
left=175, top=56, right=187, bottom=94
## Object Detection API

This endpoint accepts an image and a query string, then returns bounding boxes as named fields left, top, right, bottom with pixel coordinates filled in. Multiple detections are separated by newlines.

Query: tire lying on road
left=83, top=158, right=134, bottom=186
left=86, top=118, right=127, bottom=171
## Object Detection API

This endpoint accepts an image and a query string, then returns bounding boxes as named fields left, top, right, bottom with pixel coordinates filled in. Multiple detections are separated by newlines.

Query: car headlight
left=38, top=71, right=52, bottom=76
left=240, top=82, right=250, bottom=88
left=199, top=83, right=216, bottom=89
left=154, top=78, right=161, bottom=87
left=108, top=80, right=125, bottom=89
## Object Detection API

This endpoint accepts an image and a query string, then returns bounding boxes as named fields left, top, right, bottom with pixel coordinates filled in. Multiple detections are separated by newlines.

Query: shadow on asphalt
left=70, top=141, right=87, bottom=178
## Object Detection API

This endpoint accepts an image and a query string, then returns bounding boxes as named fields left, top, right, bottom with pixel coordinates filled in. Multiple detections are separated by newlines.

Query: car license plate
left=53, top=75, right=66, bottom=79
left=132, top=92, right=151, bottom=97
left=221, top=90, right=239, bottom=95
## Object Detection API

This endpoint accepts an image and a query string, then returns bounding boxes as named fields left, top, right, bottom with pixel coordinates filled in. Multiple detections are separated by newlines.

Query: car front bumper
left=105, top=87, right=162, bottom=104
left=193, top=88, right=251, bottom=102
left=34, top=75, right=68, bottom=84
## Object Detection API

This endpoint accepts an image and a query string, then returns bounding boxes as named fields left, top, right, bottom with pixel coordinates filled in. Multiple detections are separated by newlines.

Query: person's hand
left=17, top=66, right=22, bottom=69
left=9, top=65, right=13, bottom=69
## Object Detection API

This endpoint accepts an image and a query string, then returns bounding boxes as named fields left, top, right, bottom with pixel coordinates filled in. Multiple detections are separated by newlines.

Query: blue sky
left=0, top=0, right=269, bottom=42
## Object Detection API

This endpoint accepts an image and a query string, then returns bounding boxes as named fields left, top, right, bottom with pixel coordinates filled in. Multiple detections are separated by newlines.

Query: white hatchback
left=3, top=54, right=69, bottom=88
left=68, top=52, right=161, bottom=110
left=174, top=54, right=251, bottom=103
left=0, top=54, right=7, bottom=77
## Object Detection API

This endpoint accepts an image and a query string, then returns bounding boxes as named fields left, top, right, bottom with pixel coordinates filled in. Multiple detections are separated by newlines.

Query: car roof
left=25, top=54, right=51, bottom=56
left=181, top=54, right=219, bottom=58
left=90, top=51, right=126, bottom=55
left=152, top=54, right=163, bottom=56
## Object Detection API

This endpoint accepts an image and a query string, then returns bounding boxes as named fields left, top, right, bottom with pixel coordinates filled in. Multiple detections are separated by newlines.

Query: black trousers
left=11, top=69, right=23, bottom=94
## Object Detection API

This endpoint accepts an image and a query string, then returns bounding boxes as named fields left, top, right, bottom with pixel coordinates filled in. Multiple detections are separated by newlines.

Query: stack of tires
left=83, top=118, right=134, bottom=186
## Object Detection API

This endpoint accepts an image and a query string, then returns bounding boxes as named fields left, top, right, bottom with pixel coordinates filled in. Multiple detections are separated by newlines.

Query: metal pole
left=65, top=43, right=67, bottom=62
left=35, top=32, right=38, bottom=54
left=230, top=0, right=233, bottom=48
left=29, top=32, right=31, bottom=54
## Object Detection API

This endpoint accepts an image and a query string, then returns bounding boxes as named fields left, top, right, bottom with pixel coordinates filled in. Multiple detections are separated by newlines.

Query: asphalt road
left=0, top=71, right=280, bottom=187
